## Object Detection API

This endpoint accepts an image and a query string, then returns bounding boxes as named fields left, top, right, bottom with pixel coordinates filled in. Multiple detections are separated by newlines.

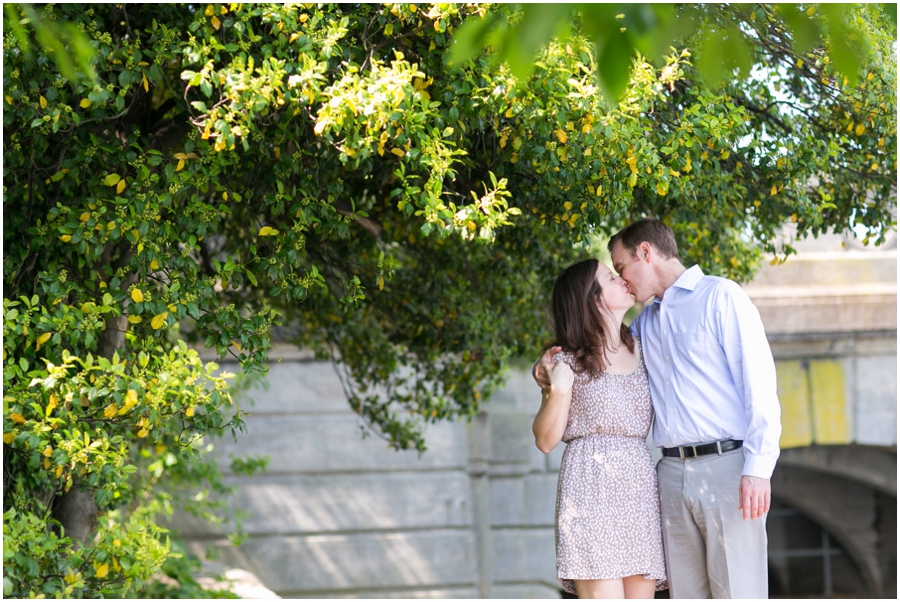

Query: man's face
left=610, top=240, right=653, bottom=303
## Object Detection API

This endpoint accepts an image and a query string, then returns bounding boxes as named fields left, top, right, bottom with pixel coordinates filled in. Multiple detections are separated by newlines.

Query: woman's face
left=596, top=263, right=635, bottom=312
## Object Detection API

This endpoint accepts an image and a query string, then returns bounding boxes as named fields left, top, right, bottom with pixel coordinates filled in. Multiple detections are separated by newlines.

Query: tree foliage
left=3, top=3, right=896, bottom=596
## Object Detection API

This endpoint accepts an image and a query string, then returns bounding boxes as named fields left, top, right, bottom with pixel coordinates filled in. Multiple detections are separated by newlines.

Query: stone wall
left=171, top=244, right=896, bottom=598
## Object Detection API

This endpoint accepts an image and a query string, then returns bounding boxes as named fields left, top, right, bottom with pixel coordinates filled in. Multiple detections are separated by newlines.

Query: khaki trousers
left=656, top=448, right=768, bottom=599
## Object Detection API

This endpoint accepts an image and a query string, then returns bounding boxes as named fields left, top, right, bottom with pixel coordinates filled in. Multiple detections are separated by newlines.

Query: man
left=534, top=218, right=781, bottom=598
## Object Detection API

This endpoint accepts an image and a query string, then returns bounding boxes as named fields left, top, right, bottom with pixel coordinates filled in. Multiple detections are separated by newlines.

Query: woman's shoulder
left=551, top=349, right=575, bottom=365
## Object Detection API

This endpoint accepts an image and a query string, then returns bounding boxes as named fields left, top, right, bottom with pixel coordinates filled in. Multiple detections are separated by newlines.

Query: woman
left=532, top=258, right=666, bottom=599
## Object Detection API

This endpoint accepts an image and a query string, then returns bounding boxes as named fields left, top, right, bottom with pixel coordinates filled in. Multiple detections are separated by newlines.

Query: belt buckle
left=679, top=445, right=697, bottom=459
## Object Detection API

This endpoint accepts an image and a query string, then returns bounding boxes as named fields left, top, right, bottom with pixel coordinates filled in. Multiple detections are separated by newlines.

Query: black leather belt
left=662, top=439, right=743, bottom=459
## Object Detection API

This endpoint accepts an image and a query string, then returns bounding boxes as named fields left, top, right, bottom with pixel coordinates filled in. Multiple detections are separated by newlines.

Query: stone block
left=491, top=584, right=562, bottom=599
left=297, top=586, right=480, bottom=598
left=489, top=410, right=536, bottom=467
left=491, top=474, right=557, bottom=527
left=211, top=414, right=467, bottom=474
left=186, top=529, right=477, bottom=594
left=170, top=472, right=473, bottom=537
left=854, top=355, right=898, bottom=446
left=229, top=361, right=352, bottom=414
left=491, top=528, right=557, bottom=584
left=546, top=444, right=565, bottom=472
left=488, top=368, right=542, bottom=414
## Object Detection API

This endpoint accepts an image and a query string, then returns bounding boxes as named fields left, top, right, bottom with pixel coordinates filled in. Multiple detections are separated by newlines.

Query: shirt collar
left=671, top=264, right=704, bottom=292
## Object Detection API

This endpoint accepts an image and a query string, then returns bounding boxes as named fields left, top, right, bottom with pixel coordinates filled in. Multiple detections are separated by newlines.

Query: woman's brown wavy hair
left=549, top=258, right=635, bottom=377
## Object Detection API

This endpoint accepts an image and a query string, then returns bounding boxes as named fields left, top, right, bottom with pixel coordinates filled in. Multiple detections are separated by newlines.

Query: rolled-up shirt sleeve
left=715, top=282, right=782, bottom=479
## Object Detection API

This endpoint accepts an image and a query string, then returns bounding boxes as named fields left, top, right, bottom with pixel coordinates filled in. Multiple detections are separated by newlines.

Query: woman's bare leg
left=574, top=579, right=625, bottom=599
left=622, top=575, right=656, bottom=599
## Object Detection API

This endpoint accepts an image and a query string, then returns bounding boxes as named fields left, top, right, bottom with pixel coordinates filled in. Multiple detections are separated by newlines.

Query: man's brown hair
left=607, top=218, right=679, bottom=260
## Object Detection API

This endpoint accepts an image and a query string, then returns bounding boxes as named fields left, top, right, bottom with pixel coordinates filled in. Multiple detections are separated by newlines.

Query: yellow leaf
left=60, top=235, right=72, bottom=243
left=806, top=6, right=815, bottom=15
left=131, top=289, right=144, bottom=303
left=258, top=226, right=279, bottom=236
left=126, top=389, right=138, bottom=407
left=656, top=182, right=668, bottom=196
left=36, top=332, right=52, bottom=350
left=95, top=564, right=109, bottom=578
left=205, top=4, right=215, bottom=16
left=151, top=311, right=169, bottom=330
left=770, top=256, right=779, bottom=266
left=627, top=172, right=637, bottom=187
left=150, top=258, right=159, bottom=270
left=3, top=432, right=15, bottom=445
left=625, top=156, right=638, bottom=174
left=563, top=201, right=572, bottom=211
left=596, top=185, right=603, bottom=197
left=290, top=32, right=300, bottom=43
left=5, top=95, right=13, bottom=105
left=79, top=212, right=91, bottom=222
left=142, top=71, right=149, bottom=92
left=222, top=191, right=228, bottom=201
left=231, top=339, right=242, bottom=351
left=137, top=428, right=149, bottom=438
left=47, top=393, right=58, bottom=415
left=44, top=458, right=50, bottom=470
left=791, top=213, right=798, bottom=222
left=185, top=405, right=195, bottom=418
left=173, top=152, right=189, bottom=160
left=80, top=98, right=91, bottom=108
left=796, top=58, right=803, bottom=69
left=40, top=95, right=47, bottom=108
left=499, top=135, right=507, bottom=148
left=55, top=465, right=63, bottom=477
left=211, top=15, right=221, bottom=30
left=378, top=276, right=385, bottom=290
left=390, top=148, right=405, bottom=157
left=116, top=179, right=126, bottom=194
left=127, top=315, right=143, bottom=324
left=720, top=150, right=730, bottom=160
left=104, top=403, right=117, bottom=418
left=770, top=184, right=778, bottom=196
left=9, top=413, right=25, bottom=424
left=855, top=123, right=865, bottom=136
left=555, top=129, right=567, bottom=144
left=176, top=159, right=185, bottom=172
left=313, top=121, right=327, bottom=135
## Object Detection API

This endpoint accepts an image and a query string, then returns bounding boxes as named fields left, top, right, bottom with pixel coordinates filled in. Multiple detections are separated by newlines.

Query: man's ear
left=638, top=241, right=653, bottom=263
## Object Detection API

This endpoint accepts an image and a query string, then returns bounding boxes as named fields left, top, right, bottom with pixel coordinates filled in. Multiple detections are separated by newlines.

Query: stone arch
left=772, top=464, right=889, bottom=598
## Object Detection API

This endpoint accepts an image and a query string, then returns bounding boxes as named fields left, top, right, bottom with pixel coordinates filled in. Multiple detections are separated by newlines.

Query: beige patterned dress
left=553, top=342, right=667, bottom=594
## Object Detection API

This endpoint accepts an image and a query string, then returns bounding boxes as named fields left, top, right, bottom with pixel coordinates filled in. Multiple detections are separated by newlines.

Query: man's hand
left=532, top=346, right=562, bottom=390
left=738, top=475, right=771, bottom=521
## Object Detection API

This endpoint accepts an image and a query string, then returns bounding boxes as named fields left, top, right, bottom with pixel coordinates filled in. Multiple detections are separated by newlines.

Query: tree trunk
left=51, top=311, right=128, bottom=545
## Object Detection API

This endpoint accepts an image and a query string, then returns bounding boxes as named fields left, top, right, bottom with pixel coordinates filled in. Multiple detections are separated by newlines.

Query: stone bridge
left=174, top=241, right=896, bottom=598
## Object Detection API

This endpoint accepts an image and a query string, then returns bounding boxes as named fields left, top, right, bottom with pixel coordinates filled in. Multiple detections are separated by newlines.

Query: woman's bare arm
left=532, top=361, right=574, bottom=453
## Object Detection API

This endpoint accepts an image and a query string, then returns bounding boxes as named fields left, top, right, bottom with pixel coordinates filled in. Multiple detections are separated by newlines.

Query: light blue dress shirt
left=631, top=265, right=782, bottom=479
